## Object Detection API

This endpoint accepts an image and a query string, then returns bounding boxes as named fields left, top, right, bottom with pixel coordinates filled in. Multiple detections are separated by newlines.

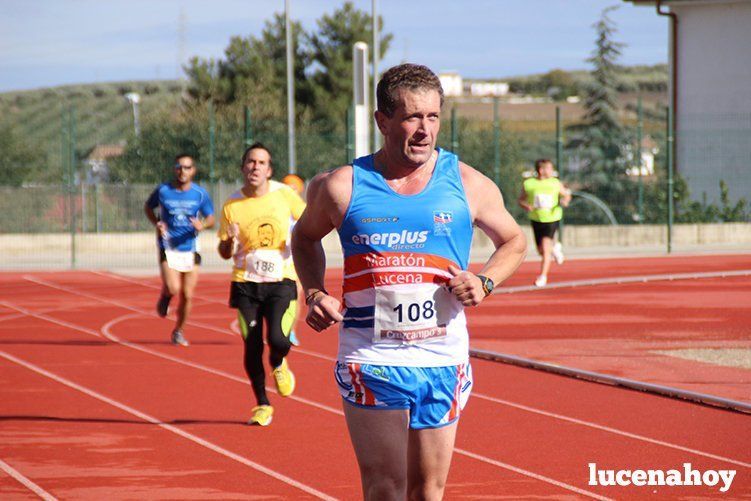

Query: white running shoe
left=171, top=329, right=189, bottom=346
left=534, top=275, right=548, bottom=287
left=552, top=242, right=565, bottom=265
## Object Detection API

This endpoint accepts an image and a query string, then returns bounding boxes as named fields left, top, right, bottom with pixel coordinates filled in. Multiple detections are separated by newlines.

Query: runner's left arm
left=448, top=163, right=527, bottom=306
left=192, top=189, right=216, bottom=230
left=559, top=182, right=572, bottom=208
left=217, top=203, right=235, bottom=260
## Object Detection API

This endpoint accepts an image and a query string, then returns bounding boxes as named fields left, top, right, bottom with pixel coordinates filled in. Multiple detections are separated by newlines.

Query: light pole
left=124, top=92, right=141, bottom=137
left=285, top=0, right=296, bottom=174
left=372, top=0, right=380, bottom=150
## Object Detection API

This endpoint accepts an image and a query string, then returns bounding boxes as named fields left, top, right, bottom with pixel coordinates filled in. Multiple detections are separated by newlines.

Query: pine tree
left=567, top=6, right=631, bottom=221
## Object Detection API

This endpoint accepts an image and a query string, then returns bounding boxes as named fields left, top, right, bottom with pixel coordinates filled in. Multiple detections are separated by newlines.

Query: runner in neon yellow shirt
left=518, top=159, right=571, bottom=287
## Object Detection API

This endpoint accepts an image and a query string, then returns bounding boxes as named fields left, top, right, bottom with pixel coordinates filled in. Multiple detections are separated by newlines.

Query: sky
left=0, top=0, right=668, bottom=92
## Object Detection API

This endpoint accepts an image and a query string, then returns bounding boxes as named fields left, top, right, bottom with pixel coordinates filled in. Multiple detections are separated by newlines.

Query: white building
left=626, top=0, right=751, bottom=205
left=438, top=72, right=463, bottom=97
left=469, top=81, right=509, bottom=97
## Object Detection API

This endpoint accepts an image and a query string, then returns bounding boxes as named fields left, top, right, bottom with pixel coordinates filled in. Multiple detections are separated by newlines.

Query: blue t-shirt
left=146, top=183, right=214, bottom=251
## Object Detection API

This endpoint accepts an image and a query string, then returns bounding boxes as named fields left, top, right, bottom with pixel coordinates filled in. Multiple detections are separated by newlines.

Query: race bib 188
left=243, top=249, right=285, bottom=282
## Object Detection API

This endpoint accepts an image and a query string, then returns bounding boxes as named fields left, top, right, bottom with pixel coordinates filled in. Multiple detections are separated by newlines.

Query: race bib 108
left=373, top=285, right=454, bottom=344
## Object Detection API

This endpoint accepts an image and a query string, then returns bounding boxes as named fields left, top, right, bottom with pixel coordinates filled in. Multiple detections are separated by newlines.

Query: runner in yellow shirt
left=518, top=159, right=571, bottom=287
left=218, top=143, right=306, bottom=426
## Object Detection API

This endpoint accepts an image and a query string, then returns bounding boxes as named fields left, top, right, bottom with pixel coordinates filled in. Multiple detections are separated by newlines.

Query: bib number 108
left=393, top=300, right=435, bottom=323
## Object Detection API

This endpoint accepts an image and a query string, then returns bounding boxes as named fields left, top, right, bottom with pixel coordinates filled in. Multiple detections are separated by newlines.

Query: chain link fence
left=1, top=93, right=749, bottom=269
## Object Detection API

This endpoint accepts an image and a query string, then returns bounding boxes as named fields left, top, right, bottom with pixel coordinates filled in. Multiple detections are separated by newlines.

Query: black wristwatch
left=477, top=275, right=494, bottom=297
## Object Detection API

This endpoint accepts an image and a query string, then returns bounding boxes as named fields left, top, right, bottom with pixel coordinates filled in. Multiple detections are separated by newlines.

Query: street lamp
left=124, top=92, right=141, bottom=137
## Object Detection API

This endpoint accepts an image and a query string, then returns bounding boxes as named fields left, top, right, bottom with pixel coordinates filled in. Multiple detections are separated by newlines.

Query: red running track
left=0, top=255, right=749, bottom=499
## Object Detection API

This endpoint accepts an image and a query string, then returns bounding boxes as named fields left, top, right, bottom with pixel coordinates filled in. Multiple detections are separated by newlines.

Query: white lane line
left=0, top=458, right=57, bottom=501
left=7, top=301, right=619, bottom=499
left=495, top=269, right=751, bottom=294
left=27, top=276, right=751, bottom=468
left=455, top=449, right=612, bottom=501
left=0, top=350, right=337, bottom=501
left=22, top=276, right=234, bottom=337
left=24, top=275, right=334, bottom=362
left=0, top=301, right=103, bottom=339
left=0, top=305, right=91, bottom=325
left=472, top=392, right=751, bottom=469
left=92, top=271, right=230, bottom=306
left=101, top=313, right=342, bottom=416
left=24, top=277, right=751, bottom=488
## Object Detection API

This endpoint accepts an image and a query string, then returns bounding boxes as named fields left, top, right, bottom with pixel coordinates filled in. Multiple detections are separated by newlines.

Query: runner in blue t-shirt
left=144, top=153, right=215, bottom=346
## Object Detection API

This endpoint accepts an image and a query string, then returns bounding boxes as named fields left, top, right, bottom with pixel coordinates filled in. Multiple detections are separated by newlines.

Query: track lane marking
left=0, top=350, right=337, bottom=501
left=473, top=392, right=751, bottom=468
left=454, top=449, right=613, bottom=500
left=0, top=305, right=94, bottom=325
left=101, top=313, right=342, bottom=415
left=23, top=275, right=234, bottom=337
left=19, top=275, right=751, bottom=494
left=0, top=458, right=57, bottom=501
left=25, top=276, right=751, bottom=468
left=7, top=300, right=616, bottom=499
left=495, top=269, right=751, bottom=294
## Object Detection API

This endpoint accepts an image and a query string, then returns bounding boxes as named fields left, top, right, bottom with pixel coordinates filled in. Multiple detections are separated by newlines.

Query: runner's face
left=538, top=162, right=554, bottom=178
left=378, top=88, right=441, bottom=168
left=242, top=148, right=272, bottom=188
left=174, top=157, right=196, bottom=184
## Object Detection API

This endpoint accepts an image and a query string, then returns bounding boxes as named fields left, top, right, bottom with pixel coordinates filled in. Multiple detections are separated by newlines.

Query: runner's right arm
left=217, top=204, right=235, bottom=260
left=144, top=187, right=167, bottom=235
left=291, top=167, right=350, bottom=331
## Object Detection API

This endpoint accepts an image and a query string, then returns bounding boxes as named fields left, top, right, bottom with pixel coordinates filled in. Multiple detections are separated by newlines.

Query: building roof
left=624, top=0, right=745, bottom=5
left=86, top=144, right=125, bottom=161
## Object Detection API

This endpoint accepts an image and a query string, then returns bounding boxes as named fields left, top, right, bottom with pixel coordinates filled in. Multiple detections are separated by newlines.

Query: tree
left=306, top=2, right=392, bottom=124
left=542, top=69, right=577, bottom=101
left=184, top=13, right=312, bottom=118
left=0, top=122, right=43, bottom=186
left=566, top=6, right=632, bottom=221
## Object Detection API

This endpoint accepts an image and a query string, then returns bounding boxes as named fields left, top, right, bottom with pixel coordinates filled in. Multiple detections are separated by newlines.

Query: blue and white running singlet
left=337, top=148, right=474, bottom=367
left=146, top=183, right=214, bottom=252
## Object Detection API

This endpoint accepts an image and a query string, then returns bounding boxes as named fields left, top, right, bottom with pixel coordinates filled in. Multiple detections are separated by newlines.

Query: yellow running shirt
left=523, top=177, right=563, bottom=223
left=218, top=180, right=306, bottom=283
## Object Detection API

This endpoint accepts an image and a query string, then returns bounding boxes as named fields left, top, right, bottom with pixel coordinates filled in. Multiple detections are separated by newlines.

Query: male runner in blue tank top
left=292, top=64, right=527, bottom=500
left=145, top=153, right=215, bottom=346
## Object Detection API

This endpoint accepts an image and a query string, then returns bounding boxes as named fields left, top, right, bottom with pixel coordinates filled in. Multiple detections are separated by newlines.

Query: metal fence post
left=208, top=101, right=216, bottom=183
left=95, top=182, right=101, bottom=233
left=68, top=106, right=77, bottom=269
left=493, top=97, right=501, bottom=186
left=666, top=106, right=674, bottom=253
left=637, top=96, right=644, bottom=223
left=556, top=106, right=565, bottom=243
left=450, top=108, right=458, bottom=154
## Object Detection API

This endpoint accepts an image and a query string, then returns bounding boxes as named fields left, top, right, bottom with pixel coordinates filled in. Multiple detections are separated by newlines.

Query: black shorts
left=159, top=249, right=202, bottom=266
left=531, top=220, right=559, bottom=247
left=229, top=279, right=297, bottom=309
